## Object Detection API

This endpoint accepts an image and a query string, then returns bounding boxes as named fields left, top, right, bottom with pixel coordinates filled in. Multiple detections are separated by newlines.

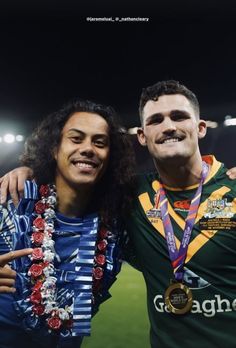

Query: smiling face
left=137, top=94, right=206, bottom=167
left=54, top=112, right=110, bottom=193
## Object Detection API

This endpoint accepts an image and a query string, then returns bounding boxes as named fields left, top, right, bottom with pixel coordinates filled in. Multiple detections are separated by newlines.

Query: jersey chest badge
left=199, top=198, right=236, bottom=230
left=145, top=192, right=161, bottom=222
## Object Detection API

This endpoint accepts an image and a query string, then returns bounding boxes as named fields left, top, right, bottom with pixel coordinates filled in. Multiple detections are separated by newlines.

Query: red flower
left=32, top=248, right=44, bottom=260
left=32, top=232, right=44, bottom=246
left=33, top=217, right=45, bottom=230
left=47, top=316, right=62, bottom=330
left=39, top=185, right=50, bottom=197
left=29, top=263, right=43, bottom=278
left=35, top=201, right=48, bottom=214
left=30, top=290, right=42, bottom=304
left=94, top=254, right=106, bottom=266
left=93, top=267, right=104, bottom=280
left=32, top=304, right=45, bottom=316
left=99, top=227, right=108, bottom=239
left=97, top=239, right=107, bottom=251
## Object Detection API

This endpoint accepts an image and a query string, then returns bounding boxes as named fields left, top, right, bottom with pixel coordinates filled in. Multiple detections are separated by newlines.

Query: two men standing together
left=0, top=80, right=236, bottom=348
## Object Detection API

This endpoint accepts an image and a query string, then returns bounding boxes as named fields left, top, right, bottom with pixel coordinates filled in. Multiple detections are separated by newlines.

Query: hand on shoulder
left=0, top=166, right=33, bottom=206
left=226, top=167, right=236, bottom=180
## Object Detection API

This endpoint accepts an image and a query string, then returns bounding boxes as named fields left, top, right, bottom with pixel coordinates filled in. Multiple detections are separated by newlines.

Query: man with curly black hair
left=0, top=98, right=135, bottom=348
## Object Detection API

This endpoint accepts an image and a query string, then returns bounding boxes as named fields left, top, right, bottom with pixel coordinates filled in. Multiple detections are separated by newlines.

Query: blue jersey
left=0, top=180, right=123, bottom=347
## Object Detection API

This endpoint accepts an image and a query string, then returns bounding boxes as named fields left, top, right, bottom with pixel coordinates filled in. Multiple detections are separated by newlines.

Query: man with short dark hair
left=126, top=80, right=236, bottom=348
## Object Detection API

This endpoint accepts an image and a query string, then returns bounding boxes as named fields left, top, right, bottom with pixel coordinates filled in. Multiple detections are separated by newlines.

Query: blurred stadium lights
left=15, top=135, right=24, bottom=142
left=205, top=120, right=218, bottom=128
left=0, top=133, right=24, bottom=144
left=128, top=127, right=139, bottom=134
left=224, top=115, right=236, bottom=126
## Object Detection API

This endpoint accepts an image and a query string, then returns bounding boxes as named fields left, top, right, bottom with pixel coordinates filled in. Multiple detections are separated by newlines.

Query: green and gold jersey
left=126, top=156, right=236, bottom=348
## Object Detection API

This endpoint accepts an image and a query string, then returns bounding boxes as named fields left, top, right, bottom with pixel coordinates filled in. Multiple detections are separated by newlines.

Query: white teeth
left=74, top=162, right=94, bottom=168
left=163, top=138, right=179, bottom=144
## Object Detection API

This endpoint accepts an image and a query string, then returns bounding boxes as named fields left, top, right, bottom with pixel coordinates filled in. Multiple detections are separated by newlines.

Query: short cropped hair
left=139, top=80, right=200, bottom=124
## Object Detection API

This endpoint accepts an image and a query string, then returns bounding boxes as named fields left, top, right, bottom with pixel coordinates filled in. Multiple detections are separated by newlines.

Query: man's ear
left=198, top=120, right=207, bottom=139
left=53, top=147, right=58, bottom=161
left=137, top=128, right=147, bottom=146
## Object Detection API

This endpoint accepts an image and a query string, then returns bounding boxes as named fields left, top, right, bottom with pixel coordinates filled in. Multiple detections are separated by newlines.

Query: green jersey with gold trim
left=126, top=156, right=236, bottom=348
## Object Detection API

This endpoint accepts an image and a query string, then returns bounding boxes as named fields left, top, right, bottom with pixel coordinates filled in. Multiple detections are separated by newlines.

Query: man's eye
left=94, top=140, right=106, bottom=147
left=172, top=113, right=190, bottom=121
left=70, top=137, right=82, bottom=143
left=146, top=117, right=162, bottom=125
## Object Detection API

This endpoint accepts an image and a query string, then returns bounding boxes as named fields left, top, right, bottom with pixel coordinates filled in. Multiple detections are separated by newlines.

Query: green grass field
left=82, top=263, right=150, bottom=348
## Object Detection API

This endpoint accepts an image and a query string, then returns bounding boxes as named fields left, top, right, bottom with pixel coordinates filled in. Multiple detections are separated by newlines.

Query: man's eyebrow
left=170, top=109, right=191, bottom=116
left=67, top=128, right=109, bottom=138
left=145, top=109, right=191, bottom=123
left=67, top=129, right=84, bottom=135
left=145, top=113, right=162, bottom=124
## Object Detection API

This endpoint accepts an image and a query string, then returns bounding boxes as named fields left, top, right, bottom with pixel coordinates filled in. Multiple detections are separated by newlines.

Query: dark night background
left=0, top=0, right=236, bottom=175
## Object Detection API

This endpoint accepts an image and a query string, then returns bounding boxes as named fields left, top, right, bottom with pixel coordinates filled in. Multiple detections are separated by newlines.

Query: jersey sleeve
left=0, top=206, right=16, bottom=254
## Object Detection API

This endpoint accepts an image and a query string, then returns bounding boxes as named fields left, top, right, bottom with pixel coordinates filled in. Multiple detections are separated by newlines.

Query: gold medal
left=164, top=282, right=193, bottom=315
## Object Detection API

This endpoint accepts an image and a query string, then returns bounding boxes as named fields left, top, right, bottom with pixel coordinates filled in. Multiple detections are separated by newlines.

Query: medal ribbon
left=159, top=162, right=209, bottom=282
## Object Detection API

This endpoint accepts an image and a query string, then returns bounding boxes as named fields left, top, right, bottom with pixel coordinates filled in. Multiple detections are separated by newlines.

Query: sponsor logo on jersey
left=153, top=268, right=235, bottom=318
left=183, top=267, right=210, bottom=289
left=154, top=293, right=236, bottom=318
left=173, top=199, right=190, bottom=212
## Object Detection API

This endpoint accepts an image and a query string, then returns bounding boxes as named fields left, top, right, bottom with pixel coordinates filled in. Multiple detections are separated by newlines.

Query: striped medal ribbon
left=159, top=162, right=209, bottom=314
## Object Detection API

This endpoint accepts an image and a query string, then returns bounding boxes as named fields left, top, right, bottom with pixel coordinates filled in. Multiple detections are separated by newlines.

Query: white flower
left=58, top=308, right=70, bottom=320
left=44, top=303, right=57, bottom=314
left=42, top=289, right=55, bottom=301
left=45, top=222, right=54, bottom=230
left=47, top=196, right=57, bottom=205
left=42, top=276, right=57, bottom=289
left=43, top=238, right=55, bottom=248
left=43, top=264, right=54, bottom=277
left=45, top=208, right=56, bottom=218
left=43, top=250, right=55, bottom=262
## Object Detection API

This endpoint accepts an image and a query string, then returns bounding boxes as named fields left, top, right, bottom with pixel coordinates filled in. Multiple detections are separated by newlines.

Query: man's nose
left=79, top=140, right=94, bottom=157
left=162, top=118, right=177, bottom=133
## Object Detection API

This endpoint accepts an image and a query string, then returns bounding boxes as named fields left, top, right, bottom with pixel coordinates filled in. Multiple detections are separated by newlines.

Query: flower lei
left=28, top=184, right=108, bottom=332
